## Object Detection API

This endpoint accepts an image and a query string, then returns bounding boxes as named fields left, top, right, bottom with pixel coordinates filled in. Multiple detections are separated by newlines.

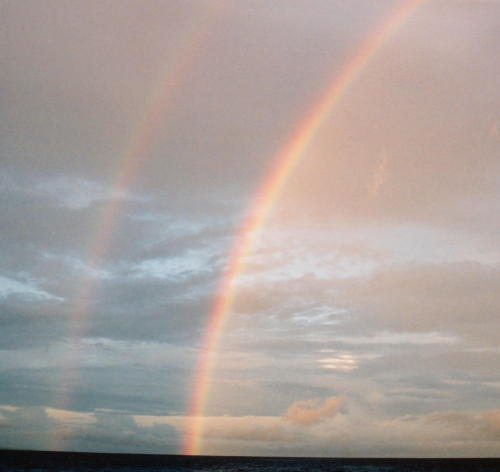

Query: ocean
left=1, top=450, right=499, bottom=472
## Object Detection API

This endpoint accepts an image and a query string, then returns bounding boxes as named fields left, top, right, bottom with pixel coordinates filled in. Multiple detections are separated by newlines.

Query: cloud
left=136, top=405, right=500, bottom=457
left=316, top=353, right=359, bottom=371
left=0, top=406, right=56, bottom=451
left=0, top=173, right=145, bottom=210
left=335, top=262, right=500, bottom=344
left=57, top=409, right=180, bottom=453
left=201, top=416, right=297, bottom=442
left=333, top=331, right=459, bottom=345
left=283, top=396, right=343, bottom=426
left=426, top=410, right=500, bottom=440
left=46, top=407, right=95, bottom=425
left=2, top=403, right=500, bottom=457
left=0, top=275, right=62, bottom=301
left=0, top=406, right=180, bottom=454
left=0, top=295, right=68, bottom=349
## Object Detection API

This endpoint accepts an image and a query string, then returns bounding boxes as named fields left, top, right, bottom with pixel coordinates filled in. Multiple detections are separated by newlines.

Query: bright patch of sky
left=291, top=306, right=345, bottom=326
left=316, top=352, right=360, bottom=371
left=0, top=173, right=147, bottom=209
left=41, top=251, right=113, bottom=280
left=33, top=176, right=147, bottom=209
left=0, top=275, right=62, bottom=301
left=132, top=247, right=217, bottom=280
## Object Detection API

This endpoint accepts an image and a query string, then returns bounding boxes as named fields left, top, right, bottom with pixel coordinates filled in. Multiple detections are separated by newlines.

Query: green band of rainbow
left=183, top=0, right=426, bottom=456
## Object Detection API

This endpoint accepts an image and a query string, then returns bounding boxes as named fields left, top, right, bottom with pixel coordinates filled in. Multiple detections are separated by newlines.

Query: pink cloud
left=283, top=396, right=344, bottom=426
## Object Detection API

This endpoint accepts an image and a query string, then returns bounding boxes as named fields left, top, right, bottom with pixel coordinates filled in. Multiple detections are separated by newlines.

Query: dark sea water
left=1, top=450, right=499, bottom=472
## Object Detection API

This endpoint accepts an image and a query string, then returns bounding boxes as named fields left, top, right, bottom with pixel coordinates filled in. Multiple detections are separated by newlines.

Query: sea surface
left=1, top=450, right=499, bottom=472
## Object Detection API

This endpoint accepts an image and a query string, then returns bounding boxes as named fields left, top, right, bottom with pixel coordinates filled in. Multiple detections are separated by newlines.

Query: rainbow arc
left=50, top=3, right=223, bottom=451
left=183, top=0, right=426, bottom=456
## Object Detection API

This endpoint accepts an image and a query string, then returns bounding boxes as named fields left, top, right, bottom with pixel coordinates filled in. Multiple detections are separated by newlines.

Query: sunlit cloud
left=283, top=397, right=343, bottom=426
left=316, top=353, right=360, bottom=371
left=45, top=408, right=95, bottom=425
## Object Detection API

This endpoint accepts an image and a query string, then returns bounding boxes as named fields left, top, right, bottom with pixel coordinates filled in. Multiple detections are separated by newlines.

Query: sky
left=1, top=0, right=499, bottom=458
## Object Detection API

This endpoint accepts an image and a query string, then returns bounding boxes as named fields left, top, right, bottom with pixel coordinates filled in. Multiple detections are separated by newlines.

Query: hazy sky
left=1, top=0, right=499, bottom=457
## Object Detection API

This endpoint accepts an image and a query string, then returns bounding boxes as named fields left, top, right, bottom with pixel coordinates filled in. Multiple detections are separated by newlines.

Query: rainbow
left=183, top=0, right=426, bottom=456
left=50, top=4, right=223, bottom=451
left=66, top=2, right=221, bottom=340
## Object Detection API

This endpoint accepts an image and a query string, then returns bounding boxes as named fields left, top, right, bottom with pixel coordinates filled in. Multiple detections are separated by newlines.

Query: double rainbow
left=183, top=0, right=426, bottom=456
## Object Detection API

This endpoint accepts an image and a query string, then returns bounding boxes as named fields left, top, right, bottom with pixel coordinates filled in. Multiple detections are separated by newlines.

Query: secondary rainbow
left=183, top=0, right=426, bottom=456
left=50, top=5, right=222, bottom=451
left=64, top=3, right=220, bottom=341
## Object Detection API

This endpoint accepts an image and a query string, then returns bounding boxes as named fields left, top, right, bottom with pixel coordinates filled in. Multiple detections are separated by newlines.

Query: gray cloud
left=0, top=406, right=180, bottom=454
left=58, top=409, right=180, bottom=454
